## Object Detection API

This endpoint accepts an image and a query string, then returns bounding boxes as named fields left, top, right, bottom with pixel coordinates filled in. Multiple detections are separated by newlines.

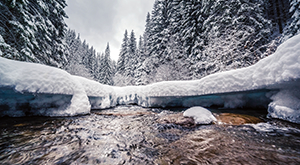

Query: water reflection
left=0, top=106, right=299, bottom=164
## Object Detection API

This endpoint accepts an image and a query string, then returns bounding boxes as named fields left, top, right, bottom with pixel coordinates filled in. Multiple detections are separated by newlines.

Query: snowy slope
left=0, top=34, right=299, bottom=123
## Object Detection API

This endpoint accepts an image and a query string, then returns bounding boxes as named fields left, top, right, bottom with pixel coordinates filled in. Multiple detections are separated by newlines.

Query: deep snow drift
left=0, top=34, right=300, bottom=123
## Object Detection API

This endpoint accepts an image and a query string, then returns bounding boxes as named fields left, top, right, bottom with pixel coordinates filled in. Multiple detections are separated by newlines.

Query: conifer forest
left=1, top=0, right=299, bottom=85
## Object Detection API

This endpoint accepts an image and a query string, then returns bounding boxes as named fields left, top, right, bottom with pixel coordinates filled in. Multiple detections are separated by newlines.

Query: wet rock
left=94, top=108, right=155, bottom=117
left=157, top=113, right=196, bottom=127
left=215, top=113, right=262, bottom=125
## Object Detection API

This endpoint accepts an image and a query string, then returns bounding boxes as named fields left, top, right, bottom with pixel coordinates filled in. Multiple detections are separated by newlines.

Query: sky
left=65, top=0, right=155, bottom=61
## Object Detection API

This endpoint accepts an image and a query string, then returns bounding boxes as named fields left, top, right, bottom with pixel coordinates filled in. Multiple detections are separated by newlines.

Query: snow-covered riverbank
left=1, top=34, right=300, bottom=123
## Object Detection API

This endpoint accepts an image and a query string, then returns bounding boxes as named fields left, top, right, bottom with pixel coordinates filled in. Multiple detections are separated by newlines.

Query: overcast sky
left=65, top=0, right=155, bottom=61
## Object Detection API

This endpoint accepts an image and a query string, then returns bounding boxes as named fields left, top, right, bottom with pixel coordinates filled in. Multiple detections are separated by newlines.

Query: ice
left=147, top=90, right=271, bottom=109
left=113, top=86, right=149, bottom=107
left=183, top=106, right=217, bottom=124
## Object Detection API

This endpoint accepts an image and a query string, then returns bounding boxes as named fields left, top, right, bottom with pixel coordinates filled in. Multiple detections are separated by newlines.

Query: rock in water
left=183, top=107, right=217, bottom=124
left=157, top=113, right=195, bottom=127
left=215, top=113, right=262, bottom=125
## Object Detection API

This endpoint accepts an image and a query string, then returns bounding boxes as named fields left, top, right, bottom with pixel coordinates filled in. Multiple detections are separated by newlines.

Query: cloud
left=65, top=0, right=154, bottom=61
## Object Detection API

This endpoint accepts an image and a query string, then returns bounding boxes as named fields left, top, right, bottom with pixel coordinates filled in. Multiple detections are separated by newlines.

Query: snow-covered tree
left=124, top=30, right=137, bottom=78
left=116, top=30, right=128, bottom=75
left=282, top=0, right=300, bottom=41
left=194, top=0, right=273, bottom=78
left=100, top=43, right=114, bottom=85
left=0, top=0, right=68, bottom=67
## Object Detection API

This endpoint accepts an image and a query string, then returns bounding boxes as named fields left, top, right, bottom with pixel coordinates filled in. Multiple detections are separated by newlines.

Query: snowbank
left=74, top=76, right=116, bottom=109
left=183, top=107, right=217, bottom=124
left=0, top=34, right=299, bottom=123
left=0, top=57, right=90, bottom=117
left=145, top=33, right=300, bottom=97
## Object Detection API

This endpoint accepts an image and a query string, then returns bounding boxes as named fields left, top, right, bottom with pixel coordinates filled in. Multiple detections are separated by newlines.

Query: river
left=0, top=105, right=299, bottom=164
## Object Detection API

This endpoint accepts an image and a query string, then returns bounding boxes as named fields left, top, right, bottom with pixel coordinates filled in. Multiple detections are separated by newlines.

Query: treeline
left=114, top=0, right=300, bottom=86
left=1, top=0, right=299, bottom=87
left=64, top=30, right=115, bottom=85
left=0, top=0, right=115, bottom=85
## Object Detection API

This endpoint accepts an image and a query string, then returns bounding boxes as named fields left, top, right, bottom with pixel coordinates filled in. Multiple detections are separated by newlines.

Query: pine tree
left=143, top=12, right=151, bottom=57
left=101, top=43, right=114, bottom=85
left=116, top=30, right=128, bottom=75
left=134, top=36, right=145, bottom=85
left=282, top=0, right=300, bottom=41
left=0, top=0, right=68, bottom=67
left=199, top=0, right=272, bottom=78
left=124, top=30, right=137, bottom=79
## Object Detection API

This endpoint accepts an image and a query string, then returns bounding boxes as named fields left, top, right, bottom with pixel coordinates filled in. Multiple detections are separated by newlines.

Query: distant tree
left=64, top=29, right=92, bottom=79
left=100, top=43, right=114, bottom=85
left=116, top=30, right=128, bottom=75
left=124, top=30, right=137, bottom=78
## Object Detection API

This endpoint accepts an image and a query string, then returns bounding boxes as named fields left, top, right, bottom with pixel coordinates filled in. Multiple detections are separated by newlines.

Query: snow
left=183, top=106, right=217, bottom=124
left=0, top=34, right=300, bottom=123
left=0, top=57, right=90, bottom=117
left=145, top=32, right=300, bottom=97
left=267, top=89, right=300, bottom=124
left=74, top=76, right=116, bottom=109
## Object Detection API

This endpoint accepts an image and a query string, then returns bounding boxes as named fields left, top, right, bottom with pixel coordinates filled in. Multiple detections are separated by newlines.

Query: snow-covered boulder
left=267, top=89, right=300, bottom=124
left=183, top=107, right=217, bottom=124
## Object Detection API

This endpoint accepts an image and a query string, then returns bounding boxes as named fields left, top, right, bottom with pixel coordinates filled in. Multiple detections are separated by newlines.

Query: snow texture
left=145, top=32, right=300, bottom=97
left=0, top=57, right=90, bottom=117
left=74, top=76, right=116, bottom=109
left=0, top=34, right=300, bottom=123
left=183, top=106, right=217, bottom=124
left=267, top=89, right=300, bottom=124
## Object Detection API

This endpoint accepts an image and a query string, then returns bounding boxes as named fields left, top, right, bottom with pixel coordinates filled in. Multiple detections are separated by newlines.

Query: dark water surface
left=0, top=106, right=299, bottom=164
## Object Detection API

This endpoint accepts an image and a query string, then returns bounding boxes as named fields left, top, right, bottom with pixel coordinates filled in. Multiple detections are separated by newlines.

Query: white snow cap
left=183, top=106, right=217, bottom=124
left=0, top=57, right=91, bottom=117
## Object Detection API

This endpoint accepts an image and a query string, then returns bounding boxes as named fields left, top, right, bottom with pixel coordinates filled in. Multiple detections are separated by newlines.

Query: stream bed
left=0, top=105, right=300, bottom=164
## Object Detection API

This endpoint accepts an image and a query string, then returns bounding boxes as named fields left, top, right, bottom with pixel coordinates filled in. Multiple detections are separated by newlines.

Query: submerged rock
left=215, top=113, right=262, bottom=125
left=157, top=113, right=195, bottom=127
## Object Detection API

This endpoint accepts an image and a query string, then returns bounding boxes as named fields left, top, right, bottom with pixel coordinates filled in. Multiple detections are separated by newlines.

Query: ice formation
left=0, top=34, right=300, bottom=123
left=183, top=106, right=217, bottom=124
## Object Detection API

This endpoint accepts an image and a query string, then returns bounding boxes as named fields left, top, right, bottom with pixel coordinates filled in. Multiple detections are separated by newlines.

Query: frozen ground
left=0, top=34, right=300, bottom=123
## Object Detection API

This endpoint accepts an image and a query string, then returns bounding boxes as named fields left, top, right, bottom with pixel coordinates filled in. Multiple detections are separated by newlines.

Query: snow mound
left=0, top=57, right=90, bottom=117
left=183, top=106, right=217, bottom=124
left=1, top=34, right=300, bottom=122
left=74, top=76, right=116, bottom=109
left=267, top=89, right=300, bottom=124
left=146, top=33, right=300, bottom=97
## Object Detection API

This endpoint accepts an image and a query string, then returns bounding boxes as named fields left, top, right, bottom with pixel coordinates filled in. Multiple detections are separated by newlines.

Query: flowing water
left=0, top=105, right=299, bottom=164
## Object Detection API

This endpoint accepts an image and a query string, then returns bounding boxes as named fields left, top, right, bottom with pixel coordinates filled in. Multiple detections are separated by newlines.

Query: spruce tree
left=0, top=0, right=68, bottom=67
left=116, top=30, right=128, bottom=75
left=125, top=30, right=137, bottom=78
left=282, top=0, right=300, bottom=41
left=101, top=43, right=113, bottom=85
